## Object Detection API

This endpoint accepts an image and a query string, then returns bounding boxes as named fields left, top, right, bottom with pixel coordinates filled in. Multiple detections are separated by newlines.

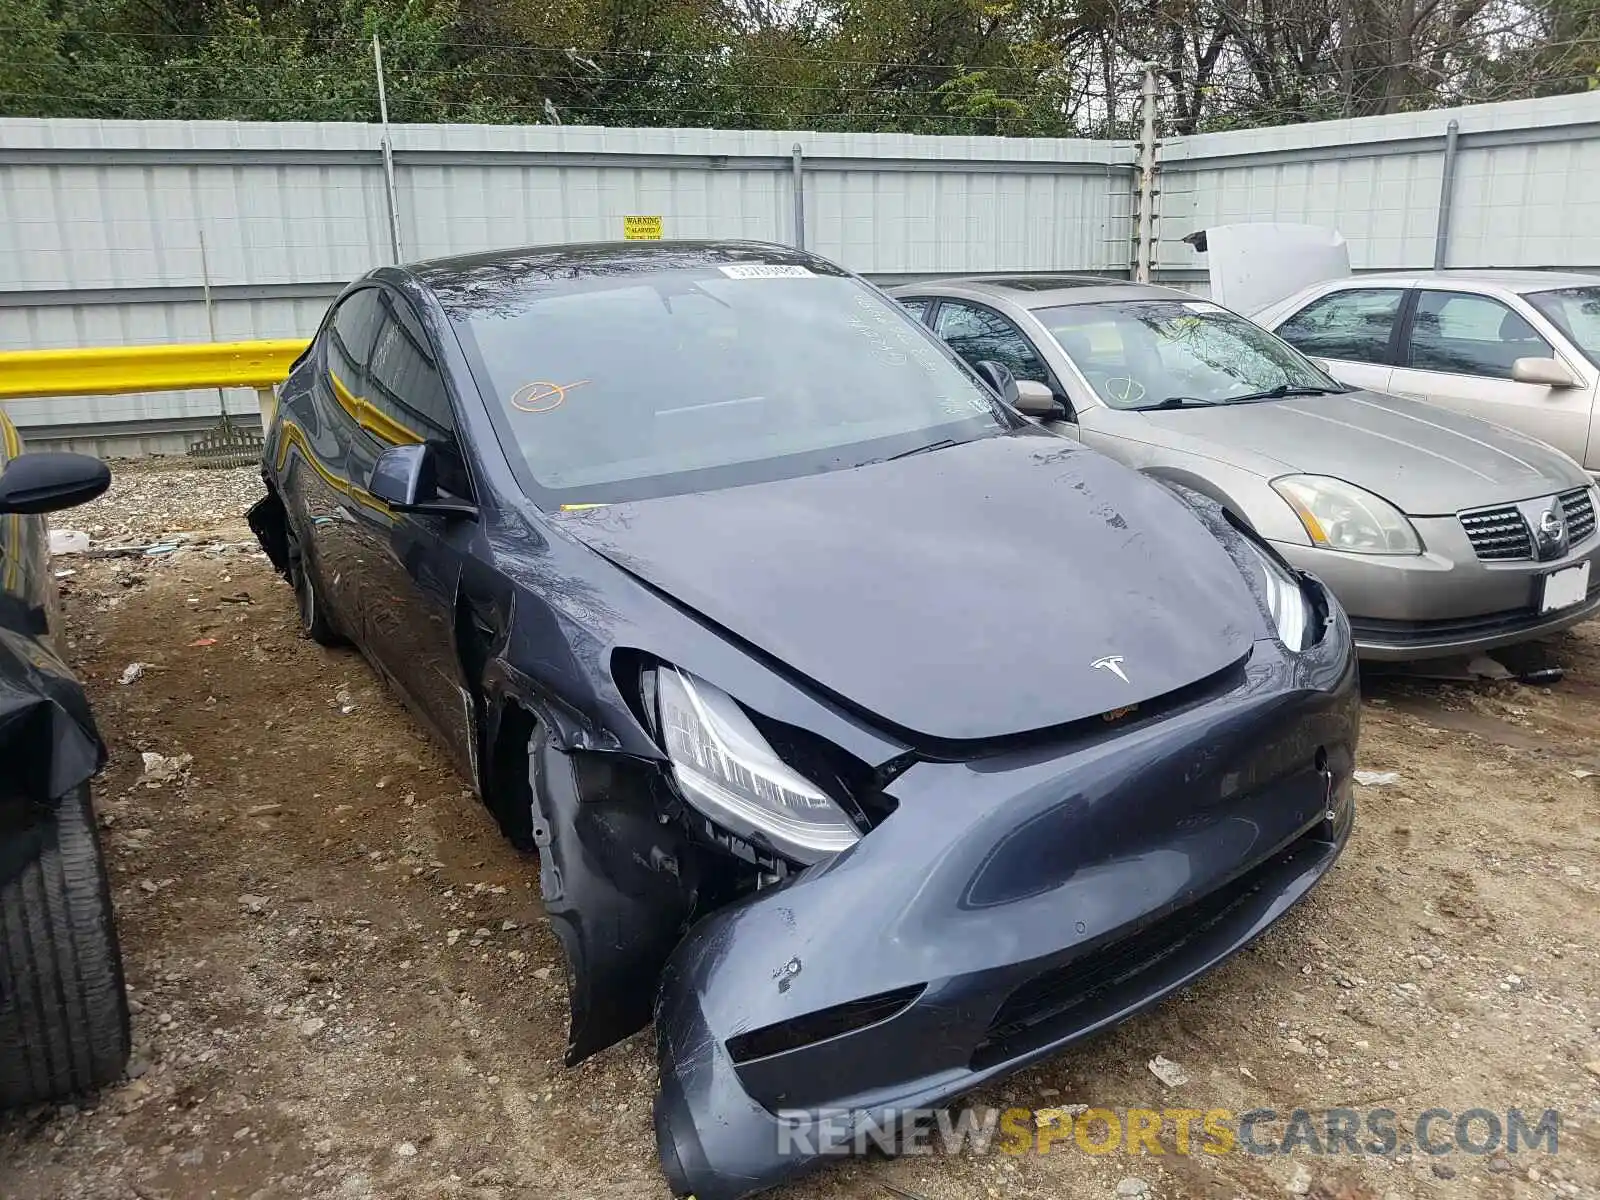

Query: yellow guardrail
left=0, top=339, right=309, bottom=400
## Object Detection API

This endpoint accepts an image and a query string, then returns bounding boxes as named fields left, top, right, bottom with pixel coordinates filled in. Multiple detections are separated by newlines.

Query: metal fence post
left=1133, top=66, right=1160, bottom=284
left=791, top=144, right=806, bottom=251
left=1433, top=118, right=1461, bottom=270
left=373, top=35, right=404, bottom=265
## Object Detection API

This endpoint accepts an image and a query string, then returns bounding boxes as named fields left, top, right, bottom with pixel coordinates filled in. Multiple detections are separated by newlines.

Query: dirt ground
left=1, top=458, right=1597, bottom=1200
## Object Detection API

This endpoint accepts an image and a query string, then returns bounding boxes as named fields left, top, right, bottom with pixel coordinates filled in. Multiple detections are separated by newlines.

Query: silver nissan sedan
left=892, top=276, right=1600, bottom=660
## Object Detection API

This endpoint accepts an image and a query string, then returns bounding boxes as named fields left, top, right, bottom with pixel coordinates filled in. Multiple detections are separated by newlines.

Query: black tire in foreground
left=0, top=784, right=130, bottom=1107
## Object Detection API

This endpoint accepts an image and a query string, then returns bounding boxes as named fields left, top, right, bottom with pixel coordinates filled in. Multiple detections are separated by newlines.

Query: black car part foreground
left=0, top=446, right=127, bottom=1108
left=248, top=239, right=1360, bottom=1200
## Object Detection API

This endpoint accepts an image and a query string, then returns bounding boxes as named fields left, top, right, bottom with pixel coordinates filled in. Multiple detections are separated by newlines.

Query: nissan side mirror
left=0, top=452, right=111, bottom=515
left=1512, top=357, right=1580, bottom=389
left=1013, top=379, right=1068, bottom=420
left=370, top=443, right=476, bottom=519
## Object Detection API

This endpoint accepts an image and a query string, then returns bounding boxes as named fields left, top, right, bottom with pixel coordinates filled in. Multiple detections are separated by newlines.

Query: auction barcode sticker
left=718, top=264, right=813, bottom=279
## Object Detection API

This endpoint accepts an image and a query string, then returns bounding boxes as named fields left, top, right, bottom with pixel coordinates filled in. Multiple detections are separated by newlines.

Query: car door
left=1271, top=286, right=1406, bottom=394
left=1387, top=288, right=1593, bottom=462
left=280, top=287, right=386, bottom=628
left=347, top=289, right=479, bottom=778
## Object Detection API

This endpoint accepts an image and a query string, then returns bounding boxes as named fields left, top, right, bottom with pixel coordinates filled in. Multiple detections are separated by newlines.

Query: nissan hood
left=555, top=434, right=1257, bottom=743
left=1136, top=390, right=1591, bottom=515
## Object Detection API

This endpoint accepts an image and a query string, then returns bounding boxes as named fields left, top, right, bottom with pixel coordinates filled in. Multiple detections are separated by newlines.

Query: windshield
left=1527, top=287, right=1600, bottom=367
left=1034, top=299, right=1343, bottom=411
left=451, top=269, right=1006, bottom=508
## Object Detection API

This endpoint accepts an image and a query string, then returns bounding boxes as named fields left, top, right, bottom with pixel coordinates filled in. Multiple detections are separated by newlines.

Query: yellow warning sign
left=623, top=215, right=663, bottom=240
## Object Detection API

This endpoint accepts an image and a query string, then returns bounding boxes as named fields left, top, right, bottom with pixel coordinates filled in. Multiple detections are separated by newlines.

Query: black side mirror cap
left=0, top=452, right=111, bottom=515
left=369, top=443, right=476, bottom=519
left=972, top=360, right=1019, bottom=406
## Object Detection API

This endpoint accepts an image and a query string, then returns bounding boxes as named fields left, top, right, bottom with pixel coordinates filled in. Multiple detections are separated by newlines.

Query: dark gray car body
left=250, top=242, right=1359, bottom=1200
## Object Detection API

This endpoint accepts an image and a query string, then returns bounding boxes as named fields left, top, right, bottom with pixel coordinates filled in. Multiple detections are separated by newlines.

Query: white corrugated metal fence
left=3, top=90, right=1600, bottom=450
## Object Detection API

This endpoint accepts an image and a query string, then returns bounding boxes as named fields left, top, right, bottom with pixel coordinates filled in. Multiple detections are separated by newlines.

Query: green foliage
left=0, top=0, right=1594, bottom=131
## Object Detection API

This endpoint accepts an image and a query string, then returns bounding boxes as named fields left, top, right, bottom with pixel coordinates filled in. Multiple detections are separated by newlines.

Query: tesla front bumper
left=653, top=621, right=1358, bottom=1200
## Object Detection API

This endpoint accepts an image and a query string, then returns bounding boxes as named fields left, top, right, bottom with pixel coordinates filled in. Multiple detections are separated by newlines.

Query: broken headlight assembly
left=1243, top=540, right=1312, bottom=652
left=651, top=666, right=862, bottom=866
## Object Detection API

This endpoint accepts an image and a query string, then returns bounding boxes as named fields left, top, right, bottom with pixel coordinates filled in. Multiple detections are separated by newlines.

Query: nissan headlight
left=1244, top=541, right=1312, bottom=652
left=1271, top=475, right=1421, bottom=555
left=655, top=667, right=861, bottom=865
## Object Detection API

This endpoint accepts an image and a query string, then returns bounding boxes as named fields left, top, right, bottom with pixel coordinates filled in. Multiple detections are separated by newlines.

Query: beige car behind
left=1253, top=270, right=1600, bottom=474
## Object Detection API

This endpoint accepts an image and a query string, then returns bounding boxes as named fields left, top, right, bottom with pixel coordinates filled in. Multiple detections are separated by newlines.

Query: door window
left=932, top=301, right=1052, bottom=385
left=366, top=294, right=473, bottom=499
left=1406, top=290, right=1553, bottom=380
left=1275, top=288, right=1405, bottom=364
left=327, top=288, right=384, bottom=395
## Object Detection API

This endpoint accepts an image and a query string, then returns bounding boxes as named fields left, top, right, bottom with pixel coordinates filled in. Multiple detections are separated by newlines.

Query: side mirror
left=0, top=452, right=110, bottom=515
left=1013, top=379, right=1068, bottom=420
left=1512, top=356, right=1579, bottom=389
left=972, top=360, right=1019, bottom=407
left=370, top=443, right=476, bottom=519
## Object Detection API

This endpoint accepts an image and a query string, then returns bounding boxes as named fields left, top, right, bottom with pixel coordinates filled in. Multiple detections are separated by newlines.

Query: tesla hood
left=555, top=434, right=1256, bottom=743
left=1137, top=390, right=1591, bottom=516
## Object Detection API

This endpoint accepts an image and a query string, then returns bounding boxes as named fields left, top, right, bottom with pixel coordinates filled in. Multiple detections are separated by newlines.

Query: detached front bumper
left=653, top=624, right=1358, bottom=1200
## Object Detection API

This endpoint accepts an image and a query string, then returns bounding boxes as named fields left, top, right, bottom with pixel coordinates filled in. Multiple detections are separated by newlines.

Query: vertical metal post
left=373, top=34, right=404, bottom=265
left=198, top=230, right=227, bottom=420
left=1433, top=118, right=1461, bottom=271
left=791, top=143, right=806, bottom=251
left=1133, top=66, right=1159, bottom=284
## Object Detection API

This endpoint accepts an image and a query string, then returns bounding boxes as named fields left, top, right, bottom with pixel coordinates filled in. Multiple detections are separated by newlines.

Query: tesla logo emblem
left=1092, top=655, right=1130, bottom=683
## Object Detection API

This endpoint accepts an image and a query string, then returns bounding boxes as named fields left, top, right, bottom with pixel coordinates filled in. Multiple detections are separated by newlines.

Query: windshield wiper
left=1227, top=383, right=1348, bottom=403
left=1134, top=396, right=1222, bottom=411
left=880, top=438, right=961, bottom=462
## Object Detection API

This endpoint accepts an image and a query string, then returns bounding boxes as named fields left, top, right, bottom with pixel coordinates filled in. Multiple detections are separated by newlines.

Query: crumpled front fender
left=528, top=727, right=698, bottom=1065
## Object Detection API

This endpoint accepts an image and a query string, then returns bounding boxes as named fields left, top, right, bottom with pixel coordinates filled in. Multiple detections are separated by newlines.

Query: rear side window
left=1276, top=288, right=1405, bottom=364
left=1406, top=290, right=1553, bottom=380
left=328, top=289, right=384, bottom=391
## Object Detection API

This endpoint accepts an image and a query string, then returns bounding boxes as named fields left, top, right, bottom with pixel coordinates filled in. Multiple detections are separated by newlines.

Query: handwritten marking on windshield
left=512, top=380, right=591, bottom=413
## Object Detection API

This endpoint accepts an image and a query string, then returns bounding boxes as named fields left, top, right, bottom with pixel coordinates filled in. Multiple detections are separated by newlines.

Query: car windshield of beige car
left=454, top=269, right=1009, bottom=507
left=1036, top=300, right=1346, bottom=411
left=1527, top=287, right=1600, bottom=366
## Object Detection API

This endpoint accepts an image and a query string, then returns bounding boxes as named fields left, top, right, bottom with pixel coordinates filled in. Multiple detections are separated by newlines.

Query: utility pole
left=1133, top=65, right=1160, bottom=285
left=373, top=34, right=404, bottom=265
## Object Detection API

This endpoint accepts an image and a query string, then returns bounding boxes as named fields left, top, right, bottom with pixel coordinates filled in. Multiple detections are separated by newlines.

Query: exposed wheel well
left=484, top=696, right=539, bottom=852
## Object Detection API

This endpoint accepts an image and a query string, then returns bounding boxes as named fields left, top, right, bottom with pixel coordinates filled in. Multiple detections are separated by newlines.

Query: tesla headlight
left=655, top=667, right=860, bottom=865
left=1243, top=541, right=1312, bottom=652
left=1271, top=474, right=1421, bottom=555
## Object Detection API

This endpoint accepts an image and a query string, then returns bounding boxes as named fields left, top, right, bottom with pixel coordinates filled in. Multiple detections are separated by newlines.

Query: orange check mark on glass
left=512, top=380, right=592, bottom=413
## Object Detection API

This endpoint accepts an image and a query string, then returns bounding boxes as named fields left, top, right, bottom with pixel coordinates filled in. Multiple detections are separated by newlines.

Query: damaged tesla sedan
left=249, top=240, right=1358, bottom=1199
